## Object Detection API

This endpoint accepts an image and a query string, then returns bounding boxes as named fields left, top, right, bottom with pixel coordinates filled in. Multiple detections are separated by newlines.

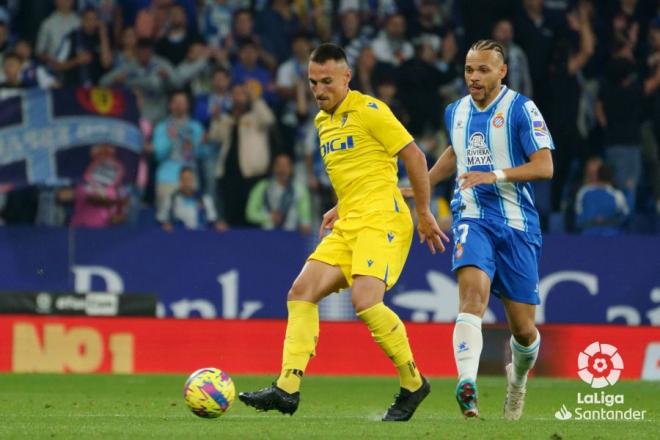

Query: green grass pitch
left=0, top=374, right=656, bottom=439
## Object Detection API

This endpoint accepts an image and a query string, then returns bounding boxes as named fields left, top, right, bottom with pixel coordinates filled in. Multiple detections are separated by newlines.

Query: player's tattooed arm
left=459, top=149, right=554, bottom=190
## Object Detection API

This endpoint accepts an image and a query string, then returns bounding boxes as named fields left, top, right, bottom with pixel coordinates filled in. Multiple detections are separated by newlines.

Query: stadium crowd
left=0, top=0, right=658, bottom=235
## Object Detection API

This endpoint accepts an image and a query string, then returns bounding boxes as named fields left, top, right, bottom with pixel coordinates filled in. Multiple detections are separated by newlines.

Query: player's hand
left=459, top=171, right=497, bottom=190
left=318, top=205, right=338, bottom=238
left=417, top=209, right=450, bottom=254
left=400, top=187, right=414, bottom=198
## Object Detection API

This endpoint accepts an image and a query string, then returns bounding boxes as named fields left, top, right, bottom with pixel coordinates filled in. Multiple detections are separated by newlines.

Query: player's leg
left=353, top=275, right=422, bottom=392
left=502, top=298, right=540, bottom=420
left=450, top=219, right=496, bottom=418
left=277, top=260, right=348, bottom=393
left=351, top=212, right=429, bottom=421
left=493, top=227, right=542, bottom=420
left=352, top=275, right=430, bottom=421
left=238, top=260, right=347, bottom=415
left=453, top=266, right=491, bottom=418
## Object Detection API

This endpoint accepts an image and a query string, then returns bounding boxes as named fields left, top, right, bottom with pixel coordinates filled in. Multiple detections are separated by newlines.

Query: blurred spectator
left=546, top=1, right=595, bottom=211
left=158, top=166, right=226, bottom=231
left=135, top=0, right=172, bottom=40
left=79, top=0, right=123, bottom=42
left=198, top=0, right=235, bottom=48
left=155, top=4, right=203, bottom=66
left=371, top=13, right=414, bottom=66
left=115, top=26, right=137, bottom=66
left=256, top=0, right=302, bottom=63
left=14, top=39, right=58, bottom=88
left=398, top=36, right=442, bottom=136
left=338, top=0, right=398, bottom=24
left=514, top=0, right=556, bottom=111
left=276, top=32, right=312, bottom=154
left=0, top=18, right=10, bottom=66
left=492, top=18, right=533, bottom=97
left=610, top=0, right=642, bottom=57
left=643, top=20, right=660, bottom=212
left=349, top=45, right=391, bottom=96
left=231, top=39, right=275, bottom=104
left=375, top=76, right=408, bottom=125
left=153, top=91, right=205, bottom=220
left=292, top=0, right=331, bottom=41
left=575, top=161, right=629, bottom=235
left=54, top=8, right=113, bottom=86
left=246, top=153, right=311, bottom=234
left=0, top=51, right=27, bottom=92
left=79, top=0, right=120, bottom=24
left=192, top=66, right=232, bottom=194
left=595, top=42, right=643, bottom=209
left=435, top=30, right=463, bottom=105
left=59, top=144, right=129, bottom=228
left=276, top=33, right=311, bottom=101
left=36, top=0, right=81, bottom=66
left=100, top=38, right=178, bottom=123
left=193, top=66, right=232, bottom=128
left=331, top=9, right=373, bottom=69
left=209, top=82, right=274, bottom=227
left=408, top=0, right=444, bottom=40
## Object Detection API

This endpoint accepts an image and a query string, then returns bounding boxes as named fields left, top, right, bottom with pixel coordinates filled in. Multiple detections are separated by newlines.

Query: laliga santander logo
left=577, top=342, right=624, bottom=388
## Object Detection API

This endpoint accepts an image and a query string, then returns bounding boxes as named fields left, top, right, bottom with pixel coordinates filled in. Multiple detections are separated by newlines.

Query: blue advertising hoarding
left=0, top=227, right=657, bottom=324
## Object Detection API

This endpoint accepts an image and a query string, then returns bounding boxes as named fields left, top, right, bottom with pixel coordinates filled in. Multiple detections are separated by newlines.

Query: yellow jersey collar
left=326, top=89, right=357, bottom=118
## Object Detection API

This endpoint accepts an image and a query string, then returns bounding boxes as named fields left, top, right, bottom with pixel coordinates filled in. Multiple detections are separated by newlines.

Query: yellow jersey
left=314, top=90, right=414, bottom=218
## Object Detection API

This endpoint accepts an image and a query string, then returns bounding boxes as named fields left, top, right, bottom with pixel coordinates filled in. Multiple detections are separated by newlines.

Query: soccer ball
left=183, top=368, right=236, bottom=418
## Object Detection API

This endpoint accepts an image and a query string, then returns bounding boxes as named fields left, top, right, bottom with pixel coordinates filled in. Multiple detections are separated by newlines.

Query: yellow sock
left=276, top=301, right=319, bottom=394
left=357, top=302, right=422, bottom=392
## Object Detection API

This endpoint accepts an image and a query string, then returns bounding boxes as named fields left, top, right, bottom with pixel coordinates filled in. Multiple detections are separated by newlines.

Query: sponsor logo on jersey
left=466, top=132, right=493, bottom=166
left=320, top=135, right=354, bottom=157
left=533, top=120, right=549, bottom=137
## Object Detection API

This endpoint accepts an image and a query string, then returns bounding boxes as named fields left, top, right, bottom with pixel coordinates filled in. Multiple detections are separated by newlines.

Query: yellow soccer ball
left=183, top=368, right=236, bottom=418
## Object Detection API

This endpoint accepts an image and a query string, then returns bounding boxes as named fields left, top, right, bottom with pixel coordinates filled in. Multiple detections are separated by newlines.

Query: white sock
left=453, top=312, right=483, bottom=382
left=510, top=330, right=541, bottom=387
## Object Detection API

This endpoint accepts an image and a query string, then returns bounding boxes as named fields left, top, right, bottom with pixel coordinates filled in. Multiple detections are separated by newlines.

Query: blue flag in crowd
left=0, top=87, right=143, bottom=185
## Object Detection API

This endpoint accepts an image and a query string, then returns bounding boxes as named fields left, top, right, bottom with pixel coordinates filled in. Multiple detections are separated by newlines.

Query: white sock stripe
left=510, top=331, right=541, bottom=353
left=456, top=312, right=482, bottom=329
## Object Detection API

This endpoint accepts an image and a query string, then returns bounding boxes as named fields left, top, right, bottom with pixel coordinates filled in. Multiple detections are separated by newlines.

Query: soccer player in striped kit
left=425, top=39, right=554, bottom=420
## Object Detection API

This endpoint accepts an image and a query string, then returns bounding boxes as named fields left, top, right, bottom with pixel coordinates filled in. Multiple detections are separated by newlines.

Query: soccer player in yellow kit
left=239, top=43, right=448, bottom=421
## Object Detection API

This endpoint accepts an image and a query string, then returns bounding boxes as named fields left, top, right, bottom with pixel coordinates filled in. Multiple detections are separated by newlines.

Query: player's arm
left=318, top=205, right=338, bottom=238
left=402, top=145, right=456, bottom=197
left=460, top=99, right=554, bottom=190
left=460, top=149, right=553, bottom=190
left=399, top=142, right=449, bottom=254
left=429, top=146, right=457, bottom=186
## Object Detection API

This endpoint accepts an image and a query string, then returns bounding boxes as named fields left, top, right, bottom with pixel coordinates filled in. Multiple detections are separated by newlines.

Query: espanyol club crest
left=492, top=113, right=505, bottom=128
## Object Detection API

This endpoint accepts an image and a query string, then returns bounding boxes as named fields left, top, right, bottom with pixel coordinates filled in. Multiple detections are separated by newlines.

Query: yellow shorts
left=308, top=211, right=413, bottom=290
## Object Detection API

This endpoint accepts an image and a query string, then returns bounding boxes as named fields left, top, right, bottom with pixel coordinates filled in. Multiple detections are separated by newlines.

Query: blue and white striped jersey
left=445, top=86, right=554, bottom=234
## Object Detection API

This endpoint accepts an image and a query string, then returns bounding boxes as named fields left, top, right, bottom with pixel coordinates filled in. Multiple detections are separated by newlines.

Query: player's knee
left=511, top=325, right=537, bottom=347
left=351, top=294, right=376, bottom=313
left=287, top=278, right=311, bottom=302
left=351, top=277, right=385, bottom=313
left=459, top=290, right=488, bottom=316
